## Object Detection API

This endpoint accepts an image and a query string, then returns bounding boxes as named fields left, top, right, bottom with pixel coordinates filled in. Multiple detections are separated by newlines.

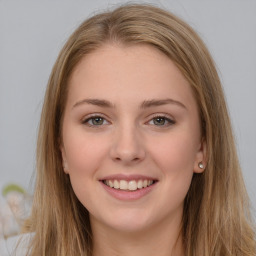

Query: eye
left=148, top=115, right=175, bottom=127
left=82, top=115, right=109, bottom=127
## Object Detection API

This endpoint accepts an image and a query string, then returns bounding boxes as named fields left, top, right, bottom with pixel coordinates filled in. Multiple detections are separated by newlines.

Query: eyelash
left=148, top=114, right=175, bottom=127
left=81, top=114, right=175, bottom=128
left=82, top=114, right=110, bottom=127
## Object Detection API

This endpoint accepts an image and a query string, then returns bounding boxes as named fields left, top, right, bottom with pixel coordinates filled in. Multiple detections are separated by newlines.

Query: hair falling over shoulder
left=23, top=3, right=256, bottom=256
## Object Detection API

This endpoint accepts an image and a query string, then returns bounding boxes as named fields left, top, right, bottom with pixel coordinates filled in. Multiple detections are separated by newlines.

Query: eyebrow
left=73, top=99, right=115, bottom=108
left=72, top=98, right=186, bottom=110
left=141, top=98, right=186, bottom=109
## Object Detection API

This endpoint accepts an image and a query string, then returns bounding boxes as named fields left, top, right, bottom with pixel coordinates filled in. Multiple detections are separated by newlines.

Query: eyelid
left=81, top=113, right=110, bottom=127
left=146, top=113, right=176, bottom=126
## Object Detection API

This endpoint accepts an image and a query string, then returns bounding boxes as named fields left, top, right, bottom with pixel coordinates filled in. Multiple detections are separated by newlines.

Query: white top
left=0, top=233, right=32, bottom=256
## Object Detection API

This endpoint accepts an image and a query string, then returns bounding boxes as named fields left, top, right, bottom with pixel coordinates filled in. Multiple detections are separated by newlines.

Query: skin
left=61, top=44, right=206, bottom=256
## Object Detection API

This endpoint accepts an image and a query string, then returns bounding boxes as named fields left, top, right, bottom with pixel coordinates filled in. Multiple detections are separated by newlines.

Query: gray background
left=0, top=0, right=255, bottom=218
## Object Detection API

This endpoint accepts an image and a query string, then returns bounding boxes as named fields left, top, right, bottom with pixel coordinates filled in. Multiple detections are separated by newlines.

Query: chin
left=91, top=208, right=154, bottom=234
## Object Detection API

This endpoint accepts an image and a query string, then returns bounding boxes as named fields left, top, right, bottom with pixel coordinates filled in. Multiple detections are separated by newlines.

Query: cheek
left=63, top=130, right=109, bottom=177
left=148, top=131, right=198, bottom=195
left=63, top=131, right=110, bottom=209
left=150, top=132, right=198, bottom=172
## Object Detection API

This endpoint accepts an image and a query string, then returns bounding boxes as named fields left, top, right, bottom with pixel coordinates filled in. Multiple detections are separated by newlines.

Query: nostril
left=114, top=156, right=140, bottom=162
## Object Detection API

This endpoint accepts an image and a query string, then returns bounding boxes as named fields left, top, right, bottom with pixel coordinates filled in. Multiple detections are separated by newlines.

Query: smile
left=103, top=179, right=156, bottom=191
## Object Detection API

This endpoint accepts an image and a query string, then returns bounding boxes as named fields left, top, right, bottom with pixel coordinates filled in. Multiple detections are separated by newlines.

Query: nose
left=109, top=124, right=146, bottom=165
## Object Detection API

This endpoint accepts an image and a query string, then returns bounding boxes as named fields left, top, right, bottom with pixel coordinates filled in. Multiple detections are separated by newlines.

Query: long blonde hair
left=25, top=3, right=256, bottom=255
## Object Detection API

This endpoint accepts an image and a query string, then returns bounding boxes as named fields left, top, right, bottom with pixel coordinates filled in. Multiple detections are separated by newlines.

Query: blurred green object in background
left=2, top=184, right=25, bottom=196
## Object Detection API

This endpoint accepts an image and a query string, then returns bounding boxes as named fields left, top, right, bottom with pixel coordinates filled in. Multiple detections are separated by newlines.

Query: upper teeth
left=104, top=180, right=154, bottom=191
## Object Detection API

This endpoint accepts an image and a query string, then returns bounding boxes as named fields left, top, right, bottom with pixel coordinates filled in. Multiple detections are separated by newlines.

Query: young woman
left=18, top=3, right=255, bottom=256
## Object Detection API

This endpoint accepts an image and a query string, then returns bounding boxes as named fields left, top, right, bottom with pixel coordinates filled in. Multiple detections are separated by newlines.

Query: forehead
left=67, top=43, right=197, bottom=110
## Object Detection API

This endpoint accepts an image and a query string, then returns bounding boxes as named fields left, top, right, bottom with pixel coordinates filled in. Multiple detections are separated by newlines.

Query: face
left=61, top=44, right=205, bottom=234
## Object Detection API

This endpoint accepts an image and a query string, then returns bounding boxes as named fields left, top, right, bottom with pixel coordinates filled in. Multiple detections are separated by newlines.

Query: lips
left=99, top=174, right=158, bottom=200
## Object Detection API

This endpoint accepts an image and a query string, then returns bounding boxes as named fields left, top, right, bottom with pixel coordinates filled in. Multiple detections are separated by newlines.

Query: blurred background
left=0, top=0, right=256, bottom=235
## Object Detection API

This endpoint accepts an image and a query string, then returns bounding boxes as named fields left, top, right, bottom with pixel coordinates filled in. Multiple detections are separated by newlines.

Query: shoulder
left=0, top=233, right=33, bottom=256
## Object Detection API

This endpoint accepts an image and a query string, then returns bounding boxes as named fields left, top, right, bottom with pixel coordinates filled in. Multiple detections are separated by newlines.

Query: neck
left=91, top=213, right=184, bottom=256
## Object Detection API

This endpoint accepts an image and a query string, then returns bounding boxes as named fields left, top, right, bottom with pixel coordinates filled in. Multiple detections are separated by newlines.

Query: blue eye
left=149, top=116, right=175, bottom=126
left=82, top=116, right=108, bottom=126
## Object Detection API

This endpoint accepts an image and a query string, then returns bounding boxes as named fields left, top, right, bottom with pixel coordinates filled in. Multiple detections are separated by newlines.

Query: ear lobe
left=194, top=139, right=207, bottom=173
left=60, top=146, right=69, bottom=174
left=62, top=161, right=69, bottom=173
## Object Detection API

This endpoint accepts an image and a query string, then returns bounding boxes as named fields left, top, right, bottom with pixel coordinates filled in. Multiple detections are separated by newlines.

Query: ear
left=193, top=138, right=207, bottom=173
left=60, top=146, right=69, bottom=174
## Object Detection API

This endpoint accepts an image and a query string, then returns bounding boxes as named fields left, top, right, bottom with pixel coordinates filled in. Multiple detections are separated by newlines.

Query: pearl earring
left=198, top=162, right=204, bottom=169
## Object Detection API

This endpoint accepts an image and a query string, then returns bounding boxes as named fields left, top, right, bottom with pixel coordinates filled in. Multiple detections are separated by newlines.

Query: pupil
left=154, top=117, right=165, bottom=125
left=92, top=117, right=103, bottom=125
